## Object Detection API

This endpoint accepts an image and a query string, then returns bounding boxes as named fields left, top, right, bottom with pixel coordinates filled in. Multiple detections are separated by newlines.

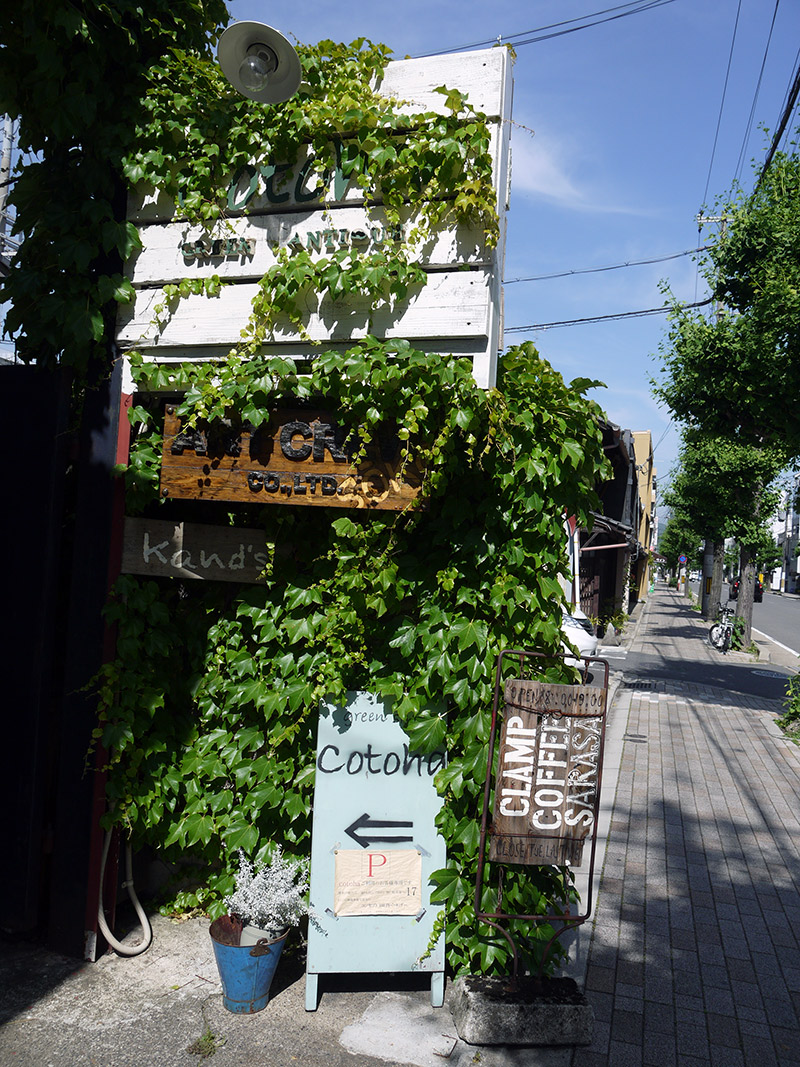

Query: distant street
left=691, top=581, right=800, bottom=656
left=619, top=581, right=798, bottom=700
left=752, top=590, right=800, bottom=655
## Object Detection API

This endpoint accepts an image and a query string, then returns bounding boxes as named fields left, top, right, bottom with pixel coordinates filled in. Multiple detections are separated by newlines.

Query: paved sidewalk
left=574, top=585, right=800, bottom=1066
left=2, top=585, right=799, bottom=1066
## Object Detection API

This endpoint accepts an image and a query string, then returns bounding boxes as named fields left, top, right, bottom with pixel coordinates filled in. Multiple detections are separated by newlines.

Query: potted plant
left=209, top=847, right=311, bottom=1014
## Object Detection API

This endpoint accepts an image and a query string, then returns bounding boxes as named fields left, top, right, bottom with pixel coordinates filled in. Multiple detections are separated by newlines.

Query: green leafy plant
left=777, top=672, right=800, bottom=741
left=96, top=339, right=609, bottom=976
left=36, top=32, right=612, bottom=978
left=187, top=1023, right=226, bottom=1059
left=729, top=615, right=747, bottom=651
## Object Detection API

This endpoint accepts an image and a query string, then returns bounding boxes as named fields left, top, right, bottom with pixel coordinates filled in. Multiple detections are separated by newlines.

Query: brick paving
left=573, top=585, right=800, bottom=1067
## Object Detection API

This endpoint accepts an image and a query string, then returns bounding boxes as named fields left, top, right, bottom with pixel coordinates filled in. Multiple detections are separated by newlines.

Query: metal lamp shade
left=217, top=21, right=302, bottom=104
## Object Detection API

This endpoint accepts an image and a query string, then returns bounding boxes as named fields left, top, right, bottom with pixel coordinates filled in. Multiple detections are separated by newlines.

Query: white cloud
left=510, top=131, right=651, bottom=216
left=510, top=129, right=585, bottom=206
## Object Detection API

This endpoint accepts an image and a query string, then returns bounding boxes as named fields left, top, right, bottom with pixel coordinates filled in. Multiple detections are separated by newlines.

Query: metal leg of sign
left=431, top=971, right=444, bottom=1007
left=305, top=973, right=319, bottom=1012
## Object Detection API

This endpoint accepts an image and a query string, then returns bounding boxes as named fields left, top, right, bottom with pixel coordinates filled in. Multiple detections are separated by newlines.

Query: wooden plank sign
left=160, top=406, right=423, bottom=511
left=489, top=680, right=606, bottom=867
left=118, top=48, right=513, bottom=390
left=122, top=518, right=271, bottom=583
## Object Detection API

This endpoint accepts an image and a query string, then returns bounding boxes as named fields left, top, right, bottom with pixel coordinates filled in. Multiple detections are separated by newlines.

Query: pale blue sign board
left=305, top=691, right=446, bottom=1010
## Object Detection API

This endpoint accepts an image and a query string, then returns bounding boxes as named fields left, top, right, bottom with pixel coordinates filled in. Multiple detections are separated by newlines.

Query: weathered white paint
left=119, top=48, right=512, bottom=389
left=127, top=123, right=507, bottom=224
left=117, top=270, right=491, bottom=349
left=125, top=337, right=498, bottom=389
left=377, top=47, right=510, bottom=118
left=125, top=208, right=490, bottom=286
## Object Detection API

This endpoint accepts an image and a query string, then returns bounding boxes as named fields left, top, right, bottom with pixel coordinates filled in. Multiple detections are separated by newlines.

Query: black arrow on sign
left=345, top=812, right=414, bottom=849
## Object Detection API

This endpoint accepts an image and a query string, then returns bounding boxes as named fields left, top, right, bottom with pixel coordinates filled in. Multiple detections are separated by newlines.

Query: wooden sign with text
left=119, top=49, right=512, bottom=390
left=490, top=679, right=605, bottom=867
left=122, top=517, right=271, bottom=584
left=160, top=407, right=422, bottom=511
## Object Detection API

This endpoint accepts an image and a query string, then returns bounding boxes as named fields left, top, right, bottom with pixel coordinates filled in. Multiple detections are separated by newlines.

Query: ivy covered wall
left=2, top=11, right=609, bottom=973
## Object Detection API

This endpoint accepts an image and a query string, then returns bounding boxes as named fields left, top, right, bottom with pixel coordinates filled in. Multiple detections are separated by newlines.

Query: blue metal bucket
left=209, top=919, right=289, bottom=1014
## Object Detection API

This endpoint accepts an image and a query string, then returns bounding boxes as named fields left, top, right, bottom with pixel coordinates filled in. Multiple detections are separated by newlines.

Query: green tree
left=654, top=140, right=800, bottom=454
left=662, top=431, right=784, bottom=639
left=653, top=141, right=800, bottom=640
left=0, top=0, right=229, bottom=378
left=751, top=527, right=782, bottom=576
left=657, top=515, right=701, bottom=575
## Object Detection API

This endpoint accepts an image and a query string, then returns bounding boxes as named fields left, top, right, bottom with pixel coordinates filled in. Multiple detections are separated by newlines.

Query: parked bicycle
left=709, top=602, right=736, bottom=653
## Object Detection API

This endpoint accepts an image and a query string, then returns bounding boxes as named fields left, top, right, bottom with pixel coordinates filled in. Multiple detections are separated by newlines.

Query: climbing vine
left=4, top=14, right=610, bottom=977
left=121, top=36, right=500, bottom=355
left=0, top=0, right=229, bottom=379
left=103, top=338, right=609, bottom=975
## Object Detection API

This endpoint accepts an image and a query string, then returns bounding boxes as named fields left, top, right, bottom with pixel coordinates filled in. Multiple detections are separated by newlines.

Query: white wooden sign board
left=305, top=692, right=446, bottom=1010
left=119, top=47, right=513, bottom=389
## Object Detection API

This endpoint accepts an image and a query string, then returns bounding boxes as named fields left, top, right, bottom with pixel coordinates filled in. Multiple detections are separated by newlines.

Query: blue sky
left=230, top=0, right=800, bottom=487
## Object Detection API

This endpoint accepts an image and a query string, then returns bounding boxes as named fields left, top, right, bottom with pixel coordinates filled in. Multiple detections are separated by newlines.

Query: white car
left=561, top=607, right=599, bottom=665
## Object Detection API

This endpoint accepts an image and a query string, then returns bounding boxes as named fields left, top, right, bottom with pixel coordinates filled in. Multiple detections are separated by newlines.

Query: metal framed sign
left=305, top=692, right=446, bottom=1010
left=475, top=651, right=609, bottom=980
left=489, top=680, right=606, bottom=866
left=160, top=406, right=422, bottom=511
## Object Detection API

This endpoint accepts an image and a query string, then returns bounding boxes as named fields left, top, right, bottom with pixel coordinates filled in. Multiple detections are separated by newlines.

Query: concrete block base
left=450, top=975, right=594, bottom=1046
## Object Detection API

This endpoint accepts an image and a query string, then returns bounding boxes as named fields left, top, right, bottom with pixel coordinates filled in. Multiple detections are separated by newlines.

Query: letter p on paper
left=367, top=853, right=388, bottom=878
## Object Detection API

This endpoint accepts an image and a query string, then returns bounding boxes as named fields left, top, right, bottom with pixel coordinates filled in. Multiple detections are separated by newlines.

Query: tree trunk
left=701, top=539, right=715, bottom=619
left=711, top=540, right=725, bottom=615
left=736, top=547, right=756, bottom=646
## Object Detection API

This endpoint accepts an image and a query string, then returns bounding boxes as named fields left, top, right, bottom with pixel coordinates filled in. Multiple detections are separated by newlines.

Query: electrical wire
left=415, top=0, right=677, bottom=57
left=504, top=246, right=708, bottom=285
left=651, top=419, right=674, bottom=456
left=734, top=0, right=781, bottom=184
left=506, top=297, right=713, bottom=332
left=702, top=0, right=743, bottom=207
left=754, top=51, right=800, bottom=193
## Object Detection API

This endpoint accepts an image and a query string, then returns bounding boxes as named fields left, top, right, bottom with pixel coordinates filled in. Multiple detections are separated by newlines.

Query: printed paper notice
left=334, top=850, right=422, bottom=916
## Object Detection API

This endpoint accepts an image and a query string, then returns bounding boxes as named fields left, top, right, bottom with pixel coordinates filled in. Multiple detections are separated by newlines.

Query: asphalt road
left=624, top=647, right=793, bottom=701
left=752, top=589, right=800, bottom=654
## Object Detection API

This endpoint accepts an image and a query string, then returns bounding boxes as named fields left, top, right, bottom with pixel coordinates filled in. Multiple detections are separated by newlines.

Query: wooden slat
left=377, top=48, right=510, bottom=118
left=117, top=270, right=491, bottom=350
left=127, top=125, right=505, bottom=224
left=489, top=680, right=605, bottom=868
left=125, top=207, right=490, bottom=286
left=120, top=47, right=510, bottom=390
left=160, top=407, right=423, bottom=511
left=122, top=517, right=271, bottom=583
left=127, top=50, right=510, bottom=224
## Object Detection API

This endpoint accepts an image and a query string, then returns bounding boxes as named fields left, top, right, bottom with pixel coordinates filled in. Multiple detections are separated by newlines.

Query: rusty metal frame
left=474, top=649, right=610, bottom=983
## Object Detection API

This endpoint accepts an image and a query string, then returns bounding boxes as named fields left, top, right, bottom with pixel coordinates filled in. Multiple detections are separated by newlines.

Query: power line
left=734, top=0, right=780, bottom=184
left=754, top=51, right=800, bottom=193
left=504, top=246, right=708, bottom=285
left=506, top=297, right=713, bottom=332
left=702, top=0, right=743, bottom=207
left=652, top=419, right=674, bottom=457
left=415, top=0, right=677, bottom=57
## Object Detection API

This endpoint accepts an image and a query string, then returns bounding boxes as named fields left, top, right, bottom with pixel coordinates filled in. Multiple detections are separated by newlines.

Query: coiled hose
left=97, top=829, right=153, bottom=956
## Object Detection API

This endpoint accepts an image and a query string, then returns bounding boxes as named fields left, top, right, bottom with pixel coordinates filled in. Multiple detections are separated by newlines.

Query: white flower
left=224, top=848, right=310, bottom=937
